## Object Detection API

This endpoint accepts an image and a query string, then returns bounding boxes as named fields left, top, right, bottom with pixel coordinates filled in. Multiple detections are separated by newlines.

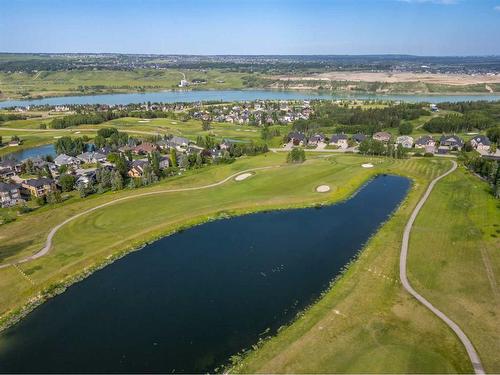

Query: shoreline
left=1, top=87, right=499, bottom=105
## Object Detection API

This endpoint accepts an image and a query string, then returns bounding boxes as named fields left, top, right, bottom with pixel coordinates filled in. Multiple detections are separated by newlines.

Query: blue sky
left=1, top=0, right=499, bottom=55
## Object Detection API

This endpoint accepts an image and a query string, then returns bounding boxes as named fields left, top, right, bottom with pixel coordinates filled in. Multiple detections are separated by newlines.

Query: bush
left=17, top=205, right=32, bottom=214
left=287, top=148, right=306, bottom=164
left=424, top=152, right=434, bottom=157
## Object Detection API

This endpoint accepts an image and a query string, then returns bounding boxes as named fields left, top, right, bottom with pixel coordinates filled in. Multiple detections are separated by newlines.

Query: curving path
left=0, top=165, right=279, bottom=269
left=399, top=160, right=485, bottom=374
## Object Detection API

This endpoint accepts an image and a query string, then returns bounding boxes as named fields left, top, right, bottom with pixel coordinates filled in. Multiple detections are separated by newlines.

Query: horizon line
left=1, top=52, right=500, bottom=58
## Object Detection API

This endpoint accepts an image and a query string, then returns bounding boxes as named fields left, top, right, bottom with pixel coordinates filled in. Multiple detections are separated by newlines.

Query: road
left=0, top=165, right=279, bottom=269
left=399, top=160, right=485, bottom=374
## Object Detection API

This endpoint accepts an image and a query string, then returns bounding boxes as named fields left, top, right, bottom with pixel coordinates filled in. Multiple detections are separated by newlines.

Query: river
left=0, top=90, right=499, bottom=108
left=0, top=175, right=410, bottom=373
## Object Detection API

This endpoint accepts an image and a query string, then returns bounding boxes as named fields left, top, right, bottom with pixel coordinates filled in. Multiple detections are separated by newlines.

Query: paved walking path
left=0, top=165, right=279, bottom=269
left=399, top=160, right=485, bottom=374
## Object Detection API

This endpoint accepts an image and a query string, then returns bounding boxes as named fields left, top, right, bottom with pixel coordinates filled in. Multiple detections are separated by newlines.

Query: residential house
left=0, top=160, right=22, bottom=178
left=330, top=134, right=349, bottom=149
left=75, top=170, right=97, bottom=188
left=77, top=152, right=107, bottom=164
left=415, top=135, right=436, bottom=149
left=0, top=182, right=22, bottom=207
left=159, top=156, right=171, bottom=169
left=220, top=139, right=236, bottom=150
left=127, top=160, right=150, bottom=178
left=21, top=178, right=57, bottom=198
left=470, top=135, right=491, bottom=151
left=287, top=131, right=306, bottom=146
left=210, top=148, right=225, bottom=159
left=352, top=133, right=367, bottom=143
left=54, top=154, right=80, bottom=167
left=132, top=142, right=158, bottom=155
left=440, top=135, right=464, bottom=151
left=170, top=136, right=190, bottom=148
left=373, top=132, right=392, bottom=143
left=308, top=134, right=326, bottom=146
left=396, top=135, right=414, bottom=149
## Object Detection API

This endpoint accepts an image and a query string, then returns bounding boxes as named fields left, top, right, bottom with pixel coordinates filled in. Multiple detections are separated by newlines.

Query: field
left=408, top=168, right=500, bottom=372
left=0, top=69, right=249, bottom=100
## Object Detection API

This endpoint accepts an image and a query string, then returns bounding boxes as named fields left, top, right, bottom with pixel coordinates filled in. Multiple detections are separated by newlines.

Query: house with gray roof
left=0, top=182, right=22, bottom=207
left=396, top=135, right=414, bottom=149
left=470, top=135, right=491, bottom=151
left=54, top=154, right=80, bottom=167
left=330, top=134, right=348, bottom=149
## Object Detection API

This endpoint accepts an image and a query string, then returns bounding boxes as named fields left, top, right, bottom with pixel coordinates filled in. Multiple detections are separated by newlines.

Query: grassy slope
left=0, top=69, right=248, bottom=100
left=0, top=153, right=476, bottom=374
left=408, top=167, right=500, bottom=373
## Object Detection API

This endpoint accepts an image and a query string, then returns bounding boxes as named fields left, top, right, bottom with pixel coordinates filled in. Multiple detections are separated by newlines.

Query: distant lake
left=1, top=144, right=56, bottom=162
left=0, top=175, right=410, bottom=373
left=0, top=90, right=499, bottom=107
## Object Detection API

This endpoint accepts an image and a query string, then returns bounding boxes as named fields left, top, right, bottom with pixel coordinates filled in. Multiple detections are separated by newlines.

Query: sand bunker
left=235, top=173, right=252, bottom=181
left=316, top=185, right=331, bottom=193
left=362, top=163, right=374, bottom=168
left=138, top=120, right=151, bottom=123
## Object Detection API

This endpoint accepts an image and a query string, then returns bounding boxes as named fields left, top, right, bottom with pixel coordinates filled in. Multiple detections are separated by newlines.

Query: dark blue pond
left=0, top=175, right=410, bottom=373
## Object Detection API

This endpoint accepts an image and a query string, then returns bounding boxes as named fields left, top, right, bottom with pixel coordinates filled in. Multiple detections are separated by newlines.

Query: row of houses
left=192, top=100, right=313, bottom=125
left=0, top=133, right=234, bottom=207
left=286, top=131, right=493, bottom=154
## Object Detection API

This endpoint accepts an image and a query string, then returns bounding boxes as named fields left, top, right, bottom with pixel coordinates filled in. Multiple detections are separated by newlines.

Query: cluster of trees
left=54, top=136, right=89, bottom=156
left=261, top=126, right=281, bottom=140
left=77, top=166, right=125, bottom=198
left=398, top=122, right=414, bottom=135
left=51, top=111, right=119, bottom=129
left=312, top=102, right=429, bottom=128
left=423, top=112, right=495, bottom=133
left=50, top=108, right=179, bottom=130
left=0, top=113, right=26, bottom=122
left=486, top=127, right=500, bottom=144
left=358, top=139, right=407, bottom=159
left=287, top=148, right=306, bottom=164
left=462, top=155, right=500, bottom=198
left=93, top=127, right=129, bottom=149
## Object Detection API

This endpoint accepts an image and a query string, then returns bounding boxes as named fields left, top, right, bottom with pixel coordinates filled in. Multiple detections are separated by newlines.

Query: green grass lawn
left=94, top=117, right=266, bottom=143
left=408, top=166, right=500, bottom=373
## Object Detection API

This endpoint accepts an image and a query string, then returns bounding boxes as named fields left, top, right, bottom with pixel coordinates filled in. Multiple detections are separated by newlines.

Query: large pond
left=0, top=90, right=499, bottom=108
left=0, top=175, right=410, bottom=373
left=1, top=144, right=56, bottom=162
